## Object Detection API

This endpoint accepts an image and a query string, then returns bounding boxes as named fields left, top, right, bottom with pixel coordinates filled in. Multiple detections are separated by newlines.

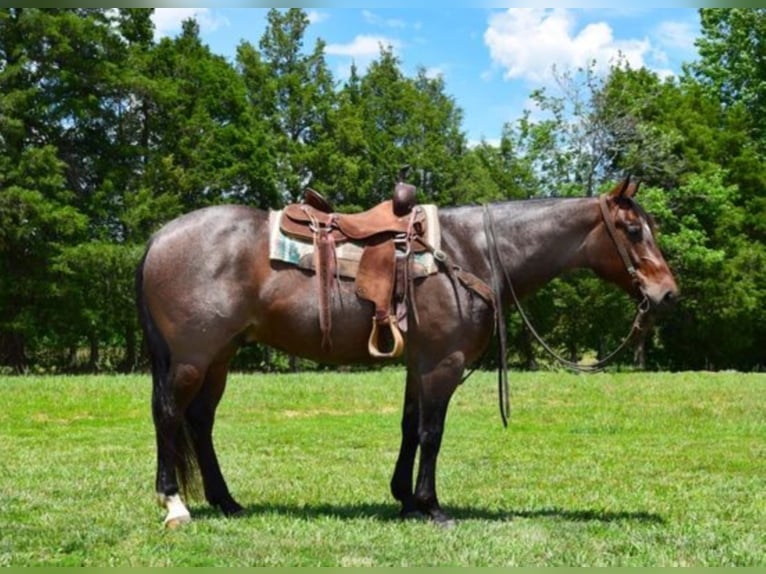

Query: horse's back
left=148, top=204, right=266, bottom=251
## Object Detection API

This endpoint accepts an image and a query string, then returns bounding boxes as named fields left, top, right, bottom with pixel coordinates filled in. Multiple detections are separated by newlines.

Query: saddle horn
left=393, top=165, right=416, bottom=216
left=303, top=187, right=334, bottom=213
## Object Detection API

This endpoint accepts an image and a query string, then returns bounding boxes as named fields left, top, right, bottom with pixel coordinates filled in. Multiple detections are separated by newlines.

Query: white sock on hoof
left=159, top=493, right=191, bottom=528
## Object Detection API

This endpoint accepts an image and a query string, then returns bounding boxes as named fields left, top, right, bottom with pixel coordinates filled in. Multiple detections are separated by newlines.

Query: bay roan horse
left=135, top=177, right=678, bottom=527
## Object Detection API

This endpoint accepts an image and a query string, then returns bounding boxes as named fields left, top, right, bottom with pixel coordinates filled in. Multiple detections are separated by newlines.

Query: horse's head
left=589, top=177, right=679, bottom=310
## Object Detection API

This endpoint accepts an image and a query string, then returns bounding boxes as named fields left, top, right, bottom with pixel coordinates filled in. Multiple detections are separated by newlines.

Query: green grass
left=0, top=369, right=764, bottom=566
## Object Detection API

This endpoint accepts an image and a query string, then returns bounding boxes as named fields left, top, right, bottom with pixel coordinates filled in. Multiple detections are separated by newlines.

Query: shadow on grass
left=193, top=502, right=665, bottom=525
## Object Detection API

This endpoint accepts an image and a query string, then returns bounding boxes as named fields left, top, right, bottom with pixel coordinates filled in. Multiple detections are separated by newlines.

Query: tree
left=0, top=147, right=87, bottom=371
left=691, top=9, right=766, bottom=146
left=0, top=9, right=100, bottom=370
left=309, top=62, right=369, bottom=211
left=688, top=8, right=766, bottom=246
left=239, top=8, right=335, bottom=204
left=348, top=47, right=467, bottom=208
left=50, top=242, right=142, bottom=371
left=130, top=18, right=276, bottom=224
left=639, top=172, right=764, bottom=369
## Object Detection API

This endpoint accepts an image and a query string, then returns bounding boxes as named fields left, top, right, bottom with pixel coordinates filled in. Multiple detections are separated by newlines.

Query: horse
left=135, top=176, right=678, bottom=528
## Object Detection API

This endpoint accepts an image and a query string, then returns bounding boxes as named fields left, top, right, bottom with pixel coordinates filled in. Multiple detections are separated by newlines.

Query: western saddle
left=279, top=178, right=427, bottom=359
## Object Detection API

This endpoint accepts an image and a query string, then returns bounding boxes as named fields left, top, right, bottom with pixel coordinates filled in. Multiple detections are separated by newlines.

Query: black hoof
left=218, top=500, right=245, bottom=517
left=428, top=508, right=455, bottom=528
left=400, top=504, right=455, bottom=527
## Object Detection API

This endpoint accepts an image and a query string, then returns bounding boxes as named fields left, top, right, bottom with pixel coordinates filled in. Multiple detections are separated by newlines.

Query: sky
left=150, top=8, right=702, bottom=146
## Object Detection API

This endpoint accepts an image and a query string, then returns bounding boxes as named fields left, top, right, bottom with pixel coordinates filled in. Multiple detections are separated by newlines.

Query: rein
left=483, top=195, right=651, bottom=424
left=482, top=207, right=511, bottom=427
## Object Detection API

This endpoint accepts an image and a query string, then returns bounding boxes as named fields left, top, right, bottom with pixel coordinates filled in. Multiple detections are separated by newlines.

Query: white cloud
left=325, top=34, right=400, bottom=58
left=306, top=10, right=328, bottom=25
left=484, top=9, right=651, bottom=85
left=646, top=17, right=700, bottom=79
left=653, top=19, right=698, bottom=57
left=424, top=65, right=446, bottom=80
left=152, top=8, right=229, bottom=40
left=326, top=35, right=401, bottom=82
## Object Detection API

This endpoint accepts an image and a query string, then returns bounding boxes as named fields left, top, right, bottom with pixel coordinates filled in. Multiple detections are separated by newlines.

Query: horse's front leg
left=390, top=369, right=420, bottom=517
left=413, top=352, right=464, bottom=525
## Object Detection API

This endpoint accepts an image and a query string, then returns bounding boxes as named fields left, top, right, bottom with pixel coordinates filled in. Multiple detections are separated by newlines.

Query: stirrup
left=368, top=316, right=405, bottom=358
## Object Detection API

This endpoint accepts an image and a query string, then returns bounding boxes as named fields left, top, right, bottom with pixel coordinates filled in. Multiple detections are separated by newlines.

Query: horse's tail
left=135, top=244, right=200, bottom=498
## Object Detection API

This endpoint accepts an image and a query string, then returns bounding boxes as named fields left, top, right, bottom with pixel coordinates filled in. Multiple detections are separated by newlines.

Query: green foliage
left=311, top=48, right=468, bottom=211
left=449, top=144, right=511, bottom=204
left=692, top=9, right=766, bottom=145
left=689, top=8, right=766, bottom=243
left=242, top=8, right=334, bottom=203
left=48, top=242, right=143, bottom=371
left=0, top=143, right=87, bottom=369
left=641, top=174, right=765, bottom=369
left=139, top=19, right=277, bottom=214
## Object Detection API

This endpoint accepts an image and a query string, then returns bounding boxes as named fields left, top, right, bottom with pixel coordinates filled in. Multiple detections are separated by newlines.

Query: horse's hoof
left=221, top=503, right=245, bottom=518
left=164, top=513, right=191, bottom=529
left=161, top=493, right=192, bottom=528
left=429, top=509, right=456, bottom=528
left=208, top=494, right=244, bottom=517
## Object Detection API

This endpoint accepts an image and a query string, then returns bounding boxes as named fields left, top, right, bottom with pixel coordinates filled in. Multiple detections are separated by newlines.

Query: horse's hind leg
left=185, top=360, right=243, bottom=517
left=153, top=362, right=205, bottom=528
left=390, top=369, right=420, bottom=517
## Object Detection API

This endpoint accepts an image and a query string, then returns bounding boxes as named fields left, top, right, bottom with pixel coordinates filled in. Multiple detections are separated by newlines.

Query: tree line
left=1, top=8, right=763, bottom=374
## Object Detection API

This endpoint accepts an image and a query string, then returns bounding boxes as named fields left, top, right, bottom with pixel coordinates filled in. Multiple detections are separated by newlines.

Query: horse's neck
left=439, top=197, right=600, bottom=302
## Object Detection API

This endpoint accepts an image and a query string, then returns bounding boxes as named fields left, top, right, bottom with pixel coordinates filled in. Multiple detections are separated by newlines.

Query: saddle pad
left=268, top=204, right=442, bottom=277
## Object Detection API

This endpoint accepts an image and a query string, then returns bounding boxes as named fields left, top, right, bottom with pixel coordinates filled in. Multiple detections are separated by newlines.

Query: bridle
left=483, top=194, right=652, bottom=426
left=598, top=193, right=641, bottom=290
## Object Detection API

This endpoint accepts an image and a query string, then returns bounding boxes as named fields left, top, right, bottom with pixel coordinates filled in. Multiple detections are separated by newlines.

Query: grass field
left=0, top=369, right=764, bottom=566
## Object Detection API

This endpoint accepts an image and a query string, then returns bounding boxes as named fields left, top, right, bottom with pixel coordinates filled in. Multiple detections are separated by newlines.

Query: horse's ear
left=622, top=177, right=640, bottom=199
left=608, top=175, right=632, bottom=198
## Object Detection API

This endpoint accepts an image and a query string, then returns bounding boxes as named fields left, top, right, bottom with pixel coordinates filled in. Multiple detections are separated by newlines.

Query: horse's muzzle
left=644, top=283, right=679, bottom=312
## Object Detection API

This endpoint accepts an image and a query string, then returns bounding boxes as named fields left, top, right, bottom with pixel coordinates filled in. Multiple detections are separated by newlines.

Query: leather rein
left=483, top=194, right=651, bottom=426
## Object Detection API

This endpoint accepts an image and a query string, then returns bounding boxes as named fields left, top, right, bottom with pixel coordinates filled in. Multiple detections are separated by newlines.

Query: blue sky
left=151, top=8, right=702, bottom=145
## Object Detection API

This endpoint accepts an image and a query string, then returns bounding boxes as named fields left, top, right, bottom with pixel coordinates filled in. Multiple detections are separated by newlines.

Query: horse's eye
left=626, top=224, right=642, bottom=239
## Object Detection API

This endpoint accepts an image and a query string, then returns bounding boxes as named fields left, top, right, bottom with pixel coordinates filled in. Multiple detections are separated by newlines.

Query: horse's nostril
left=662, top=290, right=677, bottom=306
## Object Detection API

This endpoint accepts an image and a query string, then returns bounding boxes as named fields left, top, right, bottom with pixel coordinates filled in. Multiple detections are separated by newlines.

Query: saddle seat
left=281, top=180, right=423, bottom=242
left=278, top=184, right=427, bottom=359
